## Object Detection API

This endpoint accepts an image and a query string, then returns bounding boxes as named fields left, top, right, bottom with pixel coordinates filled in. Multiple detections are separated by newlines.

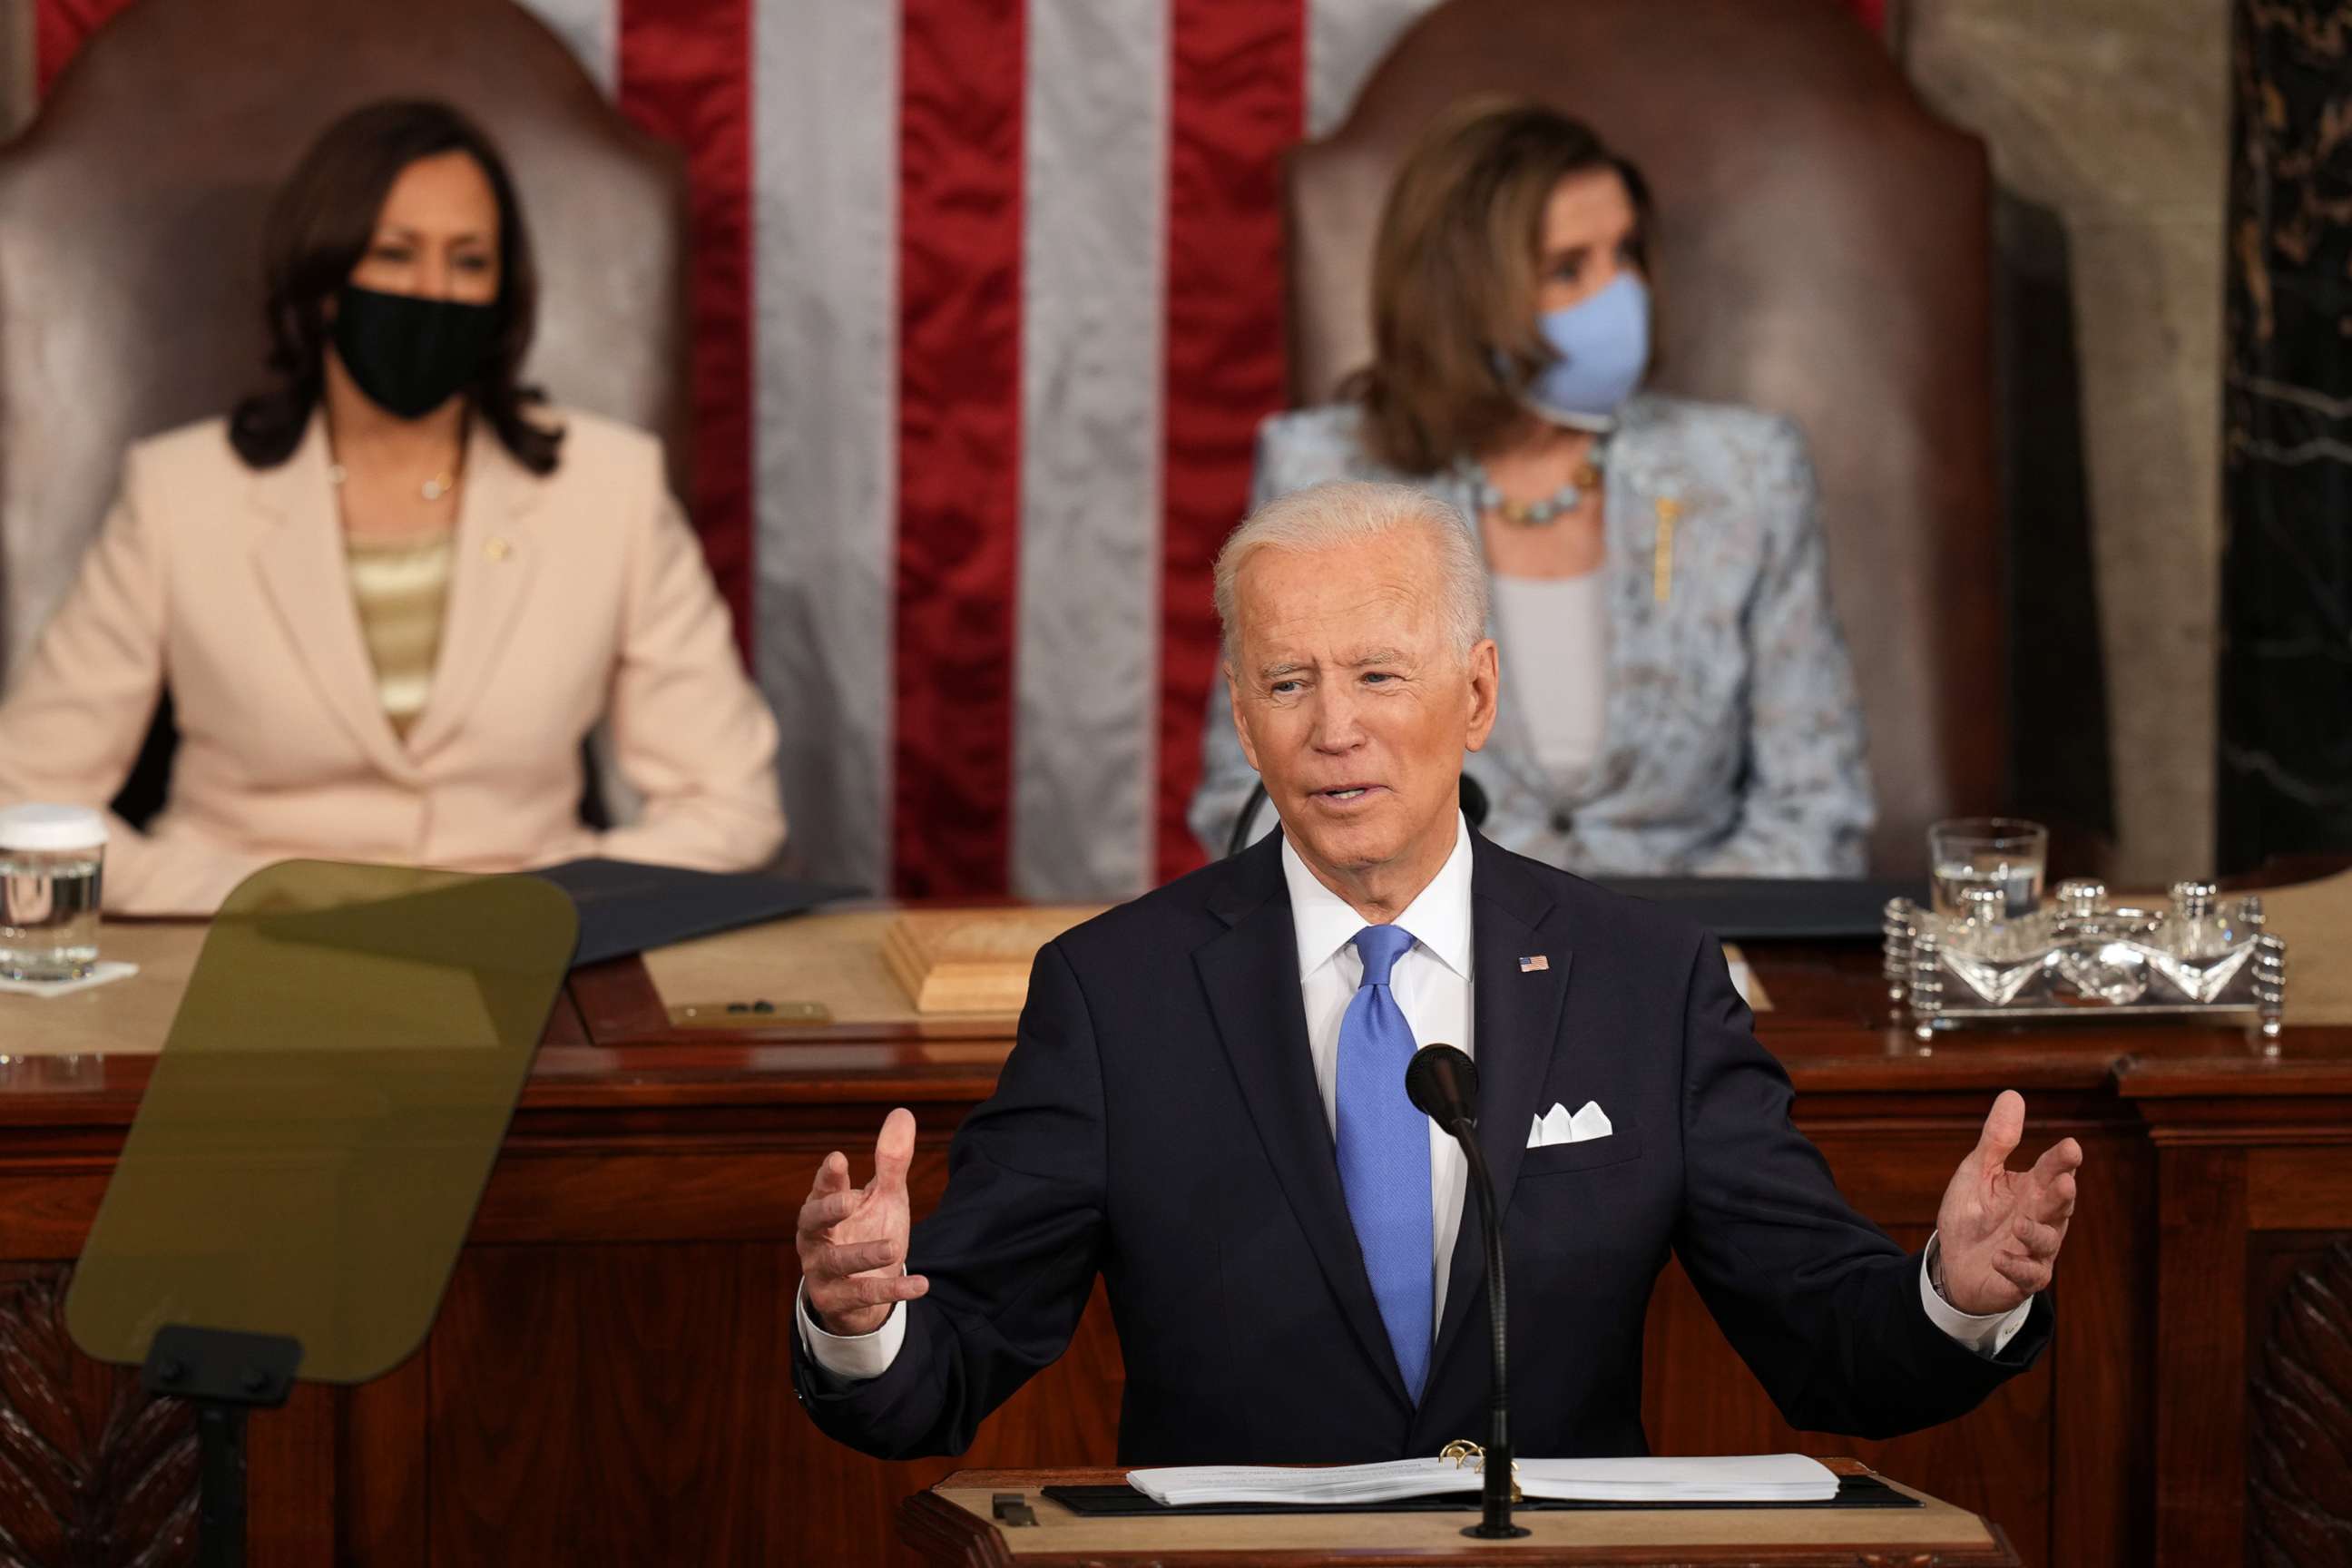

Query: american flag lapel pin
left=1519, top=955, right=1550, bottom=973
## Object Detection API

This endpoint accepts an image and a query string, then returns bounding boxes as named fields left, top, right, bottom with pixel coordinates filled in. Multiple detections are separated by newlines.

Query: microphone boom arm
left=1445, top=1113, right=1529, bottom=1540
left=1404, top=1044, right=1526, bottom=1538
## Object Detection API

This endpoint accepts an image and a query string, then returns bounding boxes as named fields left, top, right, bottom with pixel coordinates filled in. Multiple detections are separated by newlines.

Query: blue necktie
left=1335, top=923, right=1433, bottom=1403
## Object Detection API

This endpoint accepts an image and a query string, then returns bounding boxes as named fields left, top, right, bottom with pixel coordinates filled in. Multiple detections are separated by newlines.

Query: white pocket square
left=1528, top=1100, right=1612, bottom=1149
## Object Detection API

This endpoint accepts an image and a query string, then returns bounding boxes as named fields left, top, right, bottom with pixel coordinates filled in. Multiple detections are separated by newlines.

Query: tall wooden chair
left=0, top=0, right=689, bottom=697
left=1288, top=0, right=2003, bottom=874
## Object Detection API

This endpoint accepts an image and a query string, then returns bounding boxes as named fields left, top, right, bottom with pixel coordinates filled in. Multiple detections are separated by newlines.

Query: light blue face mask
left=1523, top=272, right=1651, bottom=430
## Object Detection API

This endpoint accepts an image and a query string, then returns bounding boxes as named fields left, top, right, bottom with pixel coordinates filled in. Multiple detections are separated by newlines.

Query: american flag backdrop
left=26, top=0, right=1880, bottom=901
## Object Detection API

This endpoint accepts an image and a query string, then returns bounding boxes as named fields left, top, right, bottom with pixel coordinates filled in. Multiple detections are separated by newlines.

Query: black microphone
left=1405, top=1044, right=1529, bottom=1541
left=1405, top=1044, right=1479, bottom=1133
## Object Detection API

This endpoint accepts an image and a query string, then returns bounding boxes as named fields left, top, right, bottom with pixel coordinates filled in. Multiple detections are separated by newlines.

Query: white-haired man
left=792, top=480, right=2079, bottom=1464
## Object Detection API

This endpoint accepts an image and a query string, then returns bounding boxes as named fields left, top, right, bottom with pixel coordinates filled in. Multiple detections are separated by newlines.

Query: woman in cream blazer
left=0, top=102, right=783, bottom=914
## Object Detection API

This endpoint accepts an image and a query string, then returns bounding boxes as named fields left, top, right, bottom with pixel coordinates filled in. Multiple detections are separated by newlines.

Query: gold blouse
left=346, top=530, right=456, bottom=737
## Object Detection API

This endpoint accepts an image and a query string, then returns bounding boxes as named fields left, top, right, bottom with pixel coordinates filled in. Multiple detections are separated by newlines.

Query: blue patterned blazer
left=1188, top=394, right=1874, bottom=876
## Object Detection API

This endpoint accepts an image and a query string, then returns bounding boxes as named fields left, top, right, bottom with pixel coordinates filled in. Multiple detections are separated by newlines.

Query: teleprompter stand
left=140, top=1326, right=302, bottom=1568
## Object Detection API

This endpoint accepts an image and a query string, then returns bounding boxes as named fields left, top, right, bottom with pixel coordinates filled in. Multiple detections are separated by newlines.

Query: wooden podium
left=896, top=1462, right=2023, bottom=1565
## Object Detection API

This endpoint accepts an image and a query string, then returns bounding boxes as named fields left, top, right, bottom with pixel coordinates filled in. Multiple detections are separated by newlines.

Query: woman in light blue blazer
left=1190, top=99, right=1872, bottom=876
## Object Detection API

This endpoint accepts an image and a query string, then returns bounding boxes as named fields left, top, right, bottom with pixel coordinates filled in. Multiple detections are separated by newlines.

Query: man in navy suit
left=791, top=479, right=2081, bottom=1463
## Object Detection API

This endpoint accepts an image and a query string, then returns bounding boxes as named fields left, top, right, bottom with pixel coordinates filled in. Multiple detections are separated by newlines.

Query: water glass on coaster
left=1928, top=818, right=2046, bottom=920
left=0, top=804, right=106, bottom=982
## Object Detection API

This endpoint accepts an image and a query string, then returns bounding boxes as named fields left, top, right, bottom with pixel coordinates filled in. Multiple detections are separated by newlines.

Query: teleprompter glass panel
left=66, top=861, right=578, bottom=1383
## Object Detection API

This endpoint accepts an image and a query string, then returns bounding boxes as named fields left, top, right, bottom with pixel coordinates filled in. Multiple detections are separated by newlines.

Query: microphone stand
left=1446, top=1115, right=1531, bottom=1541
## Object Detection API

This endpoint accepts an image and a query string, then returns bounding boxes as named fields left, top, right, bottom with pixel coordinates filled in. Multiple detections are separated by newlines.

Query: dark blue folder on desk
left=532, top=858, right=859, bottom=967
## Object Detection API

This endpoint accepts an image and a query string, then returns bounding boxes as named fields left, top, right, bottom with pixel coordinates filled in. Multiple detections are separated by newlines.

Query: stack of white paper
left=1127, top=1453, right=1838, bottom=1508
left=1516, top=1455, right=1838, bottom=1503
left=1129, top=1460, right=1473, bottom=1509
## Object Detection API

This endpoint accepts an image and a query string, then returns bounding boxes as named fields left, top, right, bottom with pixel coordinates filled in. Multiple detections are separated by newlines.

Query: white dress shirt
left=798, top=812, right=2028, bottom=1380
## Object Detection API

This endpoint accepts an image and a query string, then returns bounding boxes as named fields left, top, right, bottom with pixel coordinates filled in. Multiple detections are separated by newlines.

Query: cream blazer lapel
left=401, top=421, right=544, bottom=758
left=250, top=416, right=422, bottom=784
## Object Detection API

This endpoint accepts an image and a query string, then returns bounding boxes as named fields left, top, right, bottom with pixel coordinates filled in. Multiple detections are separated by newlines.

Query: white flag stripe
left=1010, top=0, right=1169, bottom=899
left=750, top=0, right=900, bottom=891
left=1307, top=0, right=1440, bottom=139
left=516, top=0, right=618, bottom=99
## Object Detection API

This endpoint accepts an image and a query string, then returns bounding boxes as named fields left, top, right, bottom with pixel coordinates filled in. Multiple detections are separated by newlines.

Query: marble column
left=2216, top=0, right=2352, bottom=872
left=1906, top=0, right=2231, bottom=889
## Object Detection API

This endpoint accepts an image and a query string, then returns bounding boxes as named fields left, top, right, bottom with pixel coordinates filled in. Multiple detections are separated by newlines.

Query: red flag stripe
left=31, top=0, right=130, bottom=95
left=616, top=0, right=757, bottom=661
left=891, top=0, right=1027, bottom=896
left=1155, top=0, right=1307, bottom=884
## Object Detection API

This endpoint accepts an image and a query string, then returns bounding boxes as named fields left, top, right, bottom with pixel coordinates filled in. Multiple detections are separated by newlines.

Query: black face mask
left=330, top=284, right=499, bottom=419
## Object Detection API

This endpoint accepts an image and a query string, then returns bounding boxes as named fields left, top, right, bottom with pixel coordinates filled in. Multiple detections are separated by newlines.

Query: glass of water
left=0, top=804, right=107, bottom=982
left=1929, top=818, right=2046, bottom=920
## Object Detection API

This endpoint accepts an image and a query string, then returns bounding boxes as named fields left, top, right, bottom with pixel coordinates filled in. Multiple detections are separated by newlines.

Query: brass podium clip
left=1439, top=1440, right=1524, bottom=1503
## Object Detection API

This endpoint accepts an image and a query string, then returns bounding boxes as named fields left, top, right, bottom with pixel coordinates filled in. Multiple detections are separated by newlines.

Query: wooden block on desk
left=884, top=907, right=1106, bottom=1014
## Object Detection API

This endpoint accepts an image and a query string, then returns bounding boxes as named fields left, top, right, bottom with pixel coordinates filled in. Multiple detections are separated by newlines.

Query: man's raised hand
left=797, top=1107, right=930, bottom=1336
left=1934, top=1090, right=2082, bottom=1316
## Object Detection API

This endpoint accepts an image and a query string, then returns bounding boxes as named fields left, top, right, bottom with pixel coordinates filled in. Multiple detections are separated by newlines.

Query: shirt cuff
left=1918, top=1233, right=2033, bottom=1357
left=794, top=1276, right=908, bottom=1382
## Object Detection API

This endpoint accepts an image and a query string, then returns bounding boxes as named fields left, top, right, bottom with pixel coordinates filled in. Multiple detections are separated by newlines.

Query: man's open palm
left=1934, top=1090, right=2082, bottom=1317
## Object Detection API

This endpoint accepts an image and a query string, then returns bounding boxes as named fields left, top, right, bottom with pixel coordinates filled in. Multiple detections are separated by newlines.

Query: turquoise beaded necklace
left=1462, top=436, right=1609, bottom=525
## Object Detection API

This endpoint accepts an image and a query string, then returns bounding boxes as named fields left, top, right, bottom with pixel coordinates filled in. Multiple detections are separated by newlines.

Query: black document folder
left=1041, top=1475, right=1919, bottom=1516
left=531, top=858, right=858, bottom=967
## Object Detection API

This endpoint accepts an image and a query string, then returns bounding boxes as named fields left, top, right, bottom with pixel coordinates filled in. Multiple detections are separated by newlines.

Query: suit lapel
left=1430, top=832, right=1571, bottom=1377
left=250, top=416, right=421, bottom=784
left=1194, top=835, right=1415, bottom=1412
left=402, top=424, right=544, bottom=756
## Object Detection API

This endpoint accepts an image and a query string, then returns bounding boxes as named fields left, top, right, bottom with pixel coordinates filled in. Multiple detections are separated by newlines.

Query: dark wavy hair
left=230, top=99, right=563, bottom=474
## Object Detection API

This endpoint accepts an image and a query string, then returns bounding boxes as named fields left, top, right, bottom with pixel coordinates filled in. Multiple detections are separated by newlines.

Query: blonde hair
left=1213, top=480, right=1487, bottom=665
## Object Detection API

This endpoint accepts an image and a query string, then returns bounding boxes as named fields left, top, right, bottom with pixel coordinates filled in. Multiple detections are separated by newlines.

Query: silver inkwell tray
left=1883, top=877, right=2288, bottom=1045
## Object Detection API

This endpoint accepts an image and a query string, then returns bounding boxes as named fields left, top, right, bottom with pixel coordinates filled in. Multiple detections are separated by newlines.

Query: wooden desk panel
left=2118, top=1054, right=2352, bottom=1568
left=0, top=916, right=2339, bottom=1567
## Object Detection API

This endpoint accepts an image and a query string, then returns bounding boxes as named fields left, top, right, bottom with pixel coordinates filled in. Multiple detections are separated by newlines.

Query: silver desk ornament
left=1885, top=878, right=2287, bottom=1049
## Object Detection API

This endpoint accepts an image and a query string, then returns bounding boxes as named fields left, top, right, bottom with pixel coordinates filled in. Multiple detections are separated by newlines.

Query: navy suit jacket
left=793, top=829, right=2048, bottom=1463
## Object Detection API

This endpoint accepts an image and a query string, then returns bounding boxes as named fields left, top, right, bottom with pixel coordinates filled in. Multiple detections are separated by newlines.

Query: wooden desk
left=2121, top=1052, right=2352, bottom=1567
left=897, top=1462, right=2021, bottom=1566
left=0, top=910, right=2342, bottom=1566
